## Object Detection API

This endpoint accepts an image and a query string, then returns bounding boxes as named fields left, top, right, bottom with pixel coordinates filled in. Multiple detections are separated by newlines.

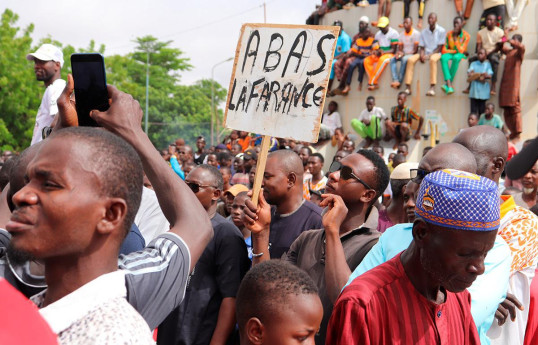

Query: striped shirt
left=442, top=30, right=471, bottom=54
left=327, top=253, right=480, bottom=345
left=391, top=106, right=420, bottom=124
left=350, top=36, right=376, bottom=56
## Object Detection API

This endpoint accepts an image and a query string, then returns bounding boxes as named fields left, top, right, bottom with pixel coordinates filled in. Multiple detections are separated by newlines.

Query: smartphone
left=71, top=53, right=109, bottom=126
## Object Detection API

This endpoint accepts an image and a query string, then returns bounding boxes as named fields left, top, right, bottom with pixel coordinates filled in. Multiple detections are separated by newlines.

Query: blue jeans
left=346, top=56, right=367, bottom=85
left=390, top=54, right=411, bottom=83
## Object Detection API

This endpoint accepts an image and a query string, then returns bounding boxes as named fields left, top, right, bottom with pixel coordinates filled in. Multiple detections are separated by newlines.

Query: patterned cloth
left=415, top=169, right=500, bottom=231
left=390, top=106, right=420, bottom=124
left=498, top=195, right=538, bottom=274
left=442, top=30, right=471, bottom=54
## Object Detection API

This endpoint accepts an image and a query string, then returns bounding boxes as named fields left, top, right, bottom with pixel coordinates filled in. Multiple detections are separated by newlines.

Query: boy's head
left=485, top=103, right=495, bottom=117
left=236, top=261, right=323, bottom=345
left=477, top=48, right=487, bottom=62
left=468, top=113, right=479, bottom=127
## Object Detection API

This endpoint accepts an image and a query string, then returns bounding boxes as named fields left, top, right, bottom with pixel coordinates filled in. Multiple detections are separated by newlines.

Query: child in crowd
left=236, top=260, right=323, bottom=345
left=231, top=191, right=253, bottom=260
left=468, top=113, right=479, bottom=127
left=467, top=48, right=493, bottom=115
left=479, top=103, right=508, bottom=135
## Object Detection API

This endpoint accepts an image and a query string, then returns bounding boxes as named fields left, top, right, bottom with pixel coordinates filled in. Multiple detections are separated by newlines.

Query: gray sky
left=3, top=0, right=319, bottom=88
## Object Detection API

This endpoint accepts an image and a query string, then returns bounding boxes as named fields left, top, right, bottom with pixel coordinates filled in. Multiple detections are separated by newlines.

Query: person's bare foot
left=363, top=137, right=373, bottom=148
left=417, top=18, right=423, bottom=29
left=390, top=81, right=400, bottom=89
left=341, top=85, right=351, bottom=95
left=367, top=84, right=379, bottom=91
left=509, top=25, right=518, bottom=32
left=462, top=88, right=469, bottom=94
left=357, top=83, right=363, bottom=92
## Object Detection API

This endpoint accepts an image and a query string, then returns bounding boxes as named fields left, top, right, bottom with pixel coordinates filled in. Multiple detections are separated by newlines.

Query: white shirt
left=33, top=270, right=155, bottom=345
left=31, top=78, right=66, bottom=145
left=321, top=111, right=342, bottom=135
left=135, top=187, right=170, bottom=243
left=419, top=24, right=447, bottom=55
left=375, top=27, right=399, bottom=51
left=358, top=106, right=387, bottom=122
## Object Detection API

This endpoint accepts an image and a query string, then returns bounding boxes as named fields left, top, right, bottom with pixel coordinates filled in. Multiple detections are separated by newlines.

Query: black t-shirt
left=268, top=201, right=323, bottom=259
left=157, top=214, right=250, bottom=345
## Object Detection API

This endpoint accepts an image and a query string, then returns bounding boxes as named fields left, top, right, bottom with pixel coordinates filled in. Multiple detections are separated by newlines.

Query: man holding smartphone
left=26, top=44, right=66, bottom=145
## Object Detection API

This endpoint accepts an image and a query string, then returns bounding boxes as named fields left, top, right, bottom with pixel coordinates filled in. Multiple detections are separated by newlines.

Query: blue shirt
left=335, top=30, right=351, bottom=57
left=345, top=223, right=511, bottom=345
left=468, top=60, right=493, bottom=100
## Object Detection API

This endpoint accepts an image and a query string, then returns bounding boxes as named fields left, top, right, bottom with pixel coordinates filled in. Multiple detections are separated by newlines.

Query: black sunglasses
left=410, top=168, right=431, bottom=183
left=329, top=161, right=372, bottom=190
left=186, top=181, right=216, bottom=193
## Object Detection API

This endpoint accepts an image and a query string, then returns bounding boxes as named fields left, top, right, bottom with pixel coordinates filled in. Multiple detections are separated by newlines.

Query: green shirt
left=478, top=113, right=504, bottom=130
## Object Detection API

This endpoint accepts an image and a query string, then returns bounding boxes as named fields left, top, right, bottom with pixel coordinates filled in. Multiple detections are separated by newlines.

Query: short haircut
left=398, top=91, right=407, bottom=98
left=454, top=16, right=464, bottom=23
left=513, top=34, right=523, bottom=42
left=236, top=260, right=318, bottom=330
left=404, top=16, right=413, bottom=22
left=486, top=13, right=497, bottom=20
left=398, top=142, right=408, bottom=150
left=193, top=164, right=224, bottom=190
left=468, top=113, right=478, bottom=119
left=301, top=146, right=313, bottom=156
left=52, top=127, right=143, bottom=236
left=356, top=149, right=390, bottom=199
left=217, top=151, right=232, bottom=163
left=486, top=103, right=495, bottom=110
left=366, top=96, right=375, bottom=102
left=268, top=149, right=304, bottom=180
left=311, top=152, right=325, bottom=164
left=392, top=153, right=406, bottom=168
left=220, top=166, right=232, bottom=175
left=372, top=145, right=384, bottom=155
left=391, top=178, right=410, bottom=199
left=328, top=101, right=338, bottom=110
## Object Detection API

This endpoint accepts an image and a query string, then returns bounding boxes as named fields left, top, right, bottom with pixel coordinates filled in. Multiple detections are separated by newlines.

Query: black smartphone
left=71, top=53, right=109, bottom=126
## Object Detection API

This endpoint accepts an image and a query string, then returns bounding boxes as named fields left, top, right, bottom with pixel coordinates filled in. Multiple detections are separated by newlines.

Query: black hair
left=301, top=146, right=313, bottom=156
left=217, top=151, right=232, bottom=164
left=486, top=103, right=495, bottom=110
left=513, top=34, right=523, bottom=42
left=404, top=16, right=413, bottom=22
left=397, top=91, right=408, bottom=98
left=0, top=156, right=16, bottom=191
left=392, top=153, right=407, bottom=168
left=468, top=112, right=479, bottom=118
left=454, top=16, right=464, bottom=23
left=236, top=260, right=318, bottom=330
left=398, top=142, right=408, bottom=150
left=193, top=164, right=224, bottom=190
left=53, top=127, right=143, bottom=237
left=328, top=101, right=338, bottom=110
left=310, top=152, right=325, bottom=164
left=366, top=96, right=375, bottom=102
left=356, top=149, right=390, bottom=199
left=391, top=178, right=410, bottom=199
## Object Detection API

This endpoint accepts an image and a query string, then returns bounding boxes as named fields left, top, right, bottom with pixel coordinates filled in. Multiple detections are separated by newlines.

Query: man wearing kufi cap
left=26, top=44, right=66, bottom=145
left=378, top=161, right=418, bottom=232
left=328, top=169, right=499, bottom=344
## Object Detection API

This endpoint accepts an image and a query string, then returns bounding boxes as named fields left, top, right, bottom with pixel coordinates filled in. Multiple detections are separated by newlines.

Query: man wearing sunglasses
left=242, top=149, right=389, bottom=345
left=345, top=142, right=513, bottom=345
left=158, top=165, right=250, bottom=345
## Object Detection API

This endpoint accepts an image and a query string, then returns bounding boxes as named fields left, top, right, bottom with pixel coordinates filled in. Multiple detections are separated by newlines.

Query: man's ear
left=96, top=198, right=127, bottom=236
left=288, top=172, right=297, bottom=188
left=55, top=61, right=61, bottom=71
left=246, top=317, right=264, bottom=345
left=212, top=189, right=222, bottom=202
left=492, top=156, right=505, bottom=177
left=359, top=189, right=377, bottom=204
left=411, top=219, right=429, bottom=247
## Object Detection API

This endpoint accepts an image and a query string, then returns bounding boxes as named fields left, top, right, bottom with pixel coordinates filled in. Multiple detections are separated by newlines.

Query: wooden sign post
left=224, top=23, right=339, bottom=205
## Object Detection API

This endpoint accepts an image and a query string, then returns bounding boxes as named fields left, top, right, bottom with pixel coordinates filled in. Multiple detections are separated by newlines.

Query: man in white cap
left=377, top=161, right=418, bottom=232
left=26, top=43, right=66, bottom=145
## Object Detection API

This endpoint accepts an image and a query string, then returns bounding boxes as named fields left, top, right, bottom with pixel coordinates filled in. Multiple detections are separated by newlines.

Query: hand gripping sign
left=224, top=23, right=339, bottom=204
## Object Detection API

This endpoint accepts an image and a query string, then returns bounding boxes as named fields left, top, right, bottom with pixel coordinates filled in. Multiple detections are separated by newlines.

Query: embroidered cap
left=415, top=169, right=500, bottom=231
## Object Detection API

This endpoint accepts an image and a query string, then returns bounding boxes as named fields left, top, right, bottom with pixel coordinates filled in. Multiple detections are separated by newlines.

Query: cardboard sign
left=224, top=23, right=339, bottom=143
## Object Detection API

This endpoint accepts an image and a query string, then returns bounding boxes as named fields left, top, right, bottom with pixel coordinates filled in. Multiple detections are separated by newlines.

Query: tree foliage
left=0, top=10, right=227, bottom=151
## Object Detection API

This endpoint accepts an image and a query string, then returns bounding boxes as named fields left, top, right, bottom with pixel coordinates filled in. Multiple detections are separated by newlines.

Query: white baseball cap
left=359, top=16, right=370, bottom=24
left=26, top=44, right=64, bottom=67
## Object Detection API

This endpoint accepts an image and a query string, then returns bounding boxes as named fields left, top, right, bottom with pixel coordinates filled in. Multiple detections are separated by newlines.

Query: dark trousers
left=404, top=0, right=426, bottom=18
left=470, top=98, right=486, bottom=115
left=346, top=56, right=367, bottom=85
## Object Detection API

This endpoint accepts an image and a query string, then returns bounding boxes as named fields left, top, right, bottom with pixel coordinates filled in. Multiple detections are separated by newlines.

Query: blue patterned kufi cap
left=415, top=169, right=500, bottom=231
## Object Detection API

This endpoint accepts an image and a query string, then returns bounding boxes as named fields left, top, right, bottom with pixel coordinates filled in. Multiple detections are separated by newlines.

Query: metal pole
left=145, top=51, right=149, bottom=134
left=210, top=57, right=233, bottom=147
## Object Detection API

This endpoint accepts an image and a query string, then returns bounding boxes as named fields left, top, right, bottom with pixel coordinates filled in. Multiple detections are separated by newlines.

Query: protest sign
left=224, top=23, right=339, bottom=143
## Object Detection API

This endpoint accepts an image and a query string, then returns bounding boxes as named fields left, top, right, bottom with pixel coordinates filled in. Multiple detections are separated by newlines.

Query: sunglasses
left=410, top=168, right=431, bottom=183
left=186, top=181, right=216, bottom=193
left=329, top=161, right=372, bottom=190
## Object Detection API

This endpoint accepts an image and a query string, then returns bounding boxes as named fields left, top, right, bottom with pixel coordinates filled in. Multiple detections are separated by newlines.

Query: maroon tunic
left=327, top=253, right=480, bottom=345
left=499, top=44, right=525, bottom=108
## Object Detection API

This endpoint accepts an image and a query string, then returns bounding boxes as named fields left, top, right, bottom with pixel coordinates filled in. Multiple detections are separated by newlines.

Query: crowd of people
left=0, top=1, right=537, bottom=344
left=316, top=0, right=527, bottom=146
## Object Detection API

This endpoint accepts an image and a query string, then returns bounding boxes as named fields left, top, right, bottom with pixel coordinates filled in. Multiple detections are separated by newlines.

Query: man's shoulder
left=340, top=255, right=404, bottom=305
left=299, top=200, right=323, bottom=216
left=212, top=213, right=243, bottom=238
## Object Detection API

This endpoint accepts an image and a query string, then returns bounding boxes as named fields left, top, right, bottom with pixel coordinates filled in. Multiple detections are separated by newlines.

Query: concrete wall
left=321, top=0, right=538, bottom=146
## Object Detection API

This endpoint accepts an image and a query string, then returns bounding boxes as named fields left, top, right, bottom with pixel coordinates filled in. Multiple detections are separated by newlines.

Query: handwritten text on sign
left=224, top=24, right=339, bottom=142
